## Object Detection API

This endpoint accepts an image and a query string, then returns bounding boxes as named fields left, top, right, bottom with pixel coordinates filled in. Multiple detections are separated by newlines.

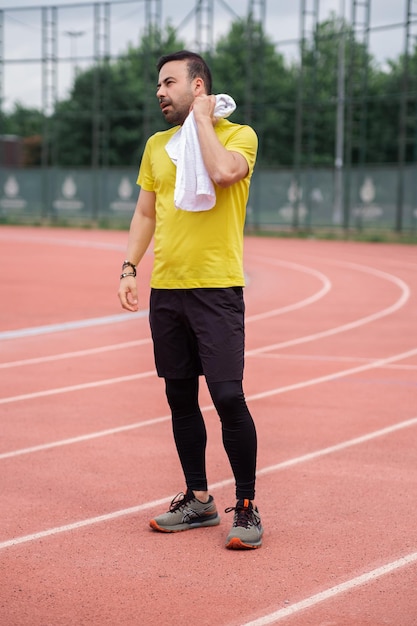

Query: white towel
left=165, top=94, right=236, bottom=212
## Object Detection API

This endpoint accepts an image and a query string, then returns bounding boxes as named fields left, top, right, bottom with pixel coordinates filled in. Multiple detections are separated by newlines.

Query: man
left=118, top=50, right=263, bottom=550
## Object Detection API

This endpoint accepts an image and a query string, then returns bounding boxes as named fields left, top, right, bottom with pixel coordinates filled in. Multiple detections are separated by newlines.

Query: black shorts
left=149, top=287, right=245, bottom=382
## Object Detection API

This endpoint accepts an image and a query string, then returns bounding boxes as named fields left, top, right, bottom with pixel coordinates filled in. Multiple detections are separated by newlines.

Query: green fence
left=247, top=166, right=417, bottom=232
left=1, top=165, right=416, bottom=232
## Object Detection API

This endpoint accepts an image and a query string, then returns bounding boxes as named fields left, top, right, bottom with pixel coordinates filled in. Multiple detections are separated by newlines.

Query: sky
left=0, top=0, right=412, bottom=111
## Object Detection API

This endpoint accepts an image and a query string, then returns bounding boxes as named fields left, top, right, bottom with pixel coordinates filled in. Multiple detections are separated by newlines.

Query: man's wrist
left=120, top=271, right=136, bottom=280
left=121, top=260, right=136, bottom=277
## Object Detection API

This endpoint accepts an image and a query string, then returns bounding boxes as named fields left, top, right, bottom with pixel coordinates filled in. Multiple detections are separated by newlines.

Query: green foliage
left=0, top=103, right=44, bottom=166
left=212, top=18, right=295, bottom=165
left=51, top=24, right=186, bottom=167
left=1, top=102, right=44, bottom=136
left=1, top=15, right=417, bottom=168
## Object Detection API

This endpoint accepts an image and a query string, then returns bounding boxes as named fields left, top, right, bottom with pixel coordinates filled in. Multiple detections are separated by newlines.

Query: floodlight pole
left=65, top=30, right=85, bottom=81
left=195, top=0, right=214, bottom=54
left=396, top=0, right=415, bottom=232
left=333, top=0, right=345, bottom=225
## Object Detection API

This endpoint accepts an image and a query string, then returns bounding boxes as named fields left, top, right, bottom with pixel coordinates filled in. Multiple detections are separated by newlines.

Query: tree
left=366, top=46, right=417, bottom=164
left=212, top=18, right=295, bottom=166
left=1, top=13, right=414, bottom=169
left=52, top=25, right=185, bottom=167
left=0, top=103, right=45, bottom=166
left=298, top=15, right=379, bottom=167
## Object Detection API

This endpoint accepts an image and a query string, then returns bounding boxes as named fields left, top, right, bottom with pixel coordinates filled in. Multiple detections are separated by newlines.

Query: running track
left=0, top=226, right=416, bottom=625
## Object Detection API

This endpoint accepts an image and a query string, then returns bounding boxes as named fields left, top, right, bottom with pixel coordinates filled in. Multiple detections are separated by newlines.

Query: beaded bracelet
left=122, top=260, right=136, bottom=277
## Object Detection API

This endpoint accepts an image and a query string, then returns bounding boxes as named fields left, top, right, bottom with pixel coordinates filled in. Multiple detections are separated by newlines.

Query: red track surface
left=1, top=226, right=416, bottom=625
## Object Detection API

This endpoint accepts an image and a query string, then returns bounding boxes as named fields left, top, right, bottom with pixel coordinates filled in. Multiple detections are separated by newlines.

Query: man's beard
left=164, top=108, right=186, bottom=125
left=160, top=97, right=192, bottom=126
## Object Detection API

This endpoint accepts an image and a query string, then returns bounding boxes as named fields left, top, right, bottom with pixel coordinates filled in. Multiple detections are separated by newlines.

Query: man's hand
left=191, top=94, right=216, bottom=123
left=192, top=94, right=249, bottom=188
left=118, top=276, right=139, bottom=312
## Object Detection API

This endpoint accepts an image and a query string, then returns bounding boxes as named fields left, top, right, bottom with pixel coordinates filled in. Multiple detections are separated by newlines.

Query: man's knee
left=208, top=380, right=245, bottom=414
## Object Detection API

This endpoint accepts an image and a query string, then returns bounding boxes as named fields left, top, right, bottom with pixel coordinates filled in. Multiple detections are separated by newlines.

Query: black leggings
left=164, top=377, right=257, bottom=500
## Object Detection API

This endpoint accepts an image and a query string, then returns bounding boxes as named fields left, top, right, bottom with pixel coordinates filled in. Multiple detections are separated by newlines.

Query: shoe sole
left=226, top=536, right=262, bottom=550
left=149, top=514, right=221, bottom=533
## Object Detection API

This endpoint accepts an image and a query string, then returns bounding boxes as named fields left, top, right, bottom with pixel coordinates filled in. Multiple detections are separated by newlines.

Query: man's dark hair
left=157, top=50, right=212, bottom=95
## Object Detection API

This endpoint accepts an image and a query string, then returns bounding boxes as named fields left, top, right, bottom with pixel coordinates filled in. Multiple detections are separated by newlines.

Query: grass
left=245, top=226, right=417, bottom=245
left=1, top=214, right=417, bottom=244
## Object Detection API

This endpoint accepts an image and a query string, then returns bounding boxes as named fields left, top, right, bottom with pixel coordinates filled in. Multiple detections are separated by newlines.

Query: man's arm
left=118, top=188, right=156, bottom=312
left=192, top=94, right=249, bottom=188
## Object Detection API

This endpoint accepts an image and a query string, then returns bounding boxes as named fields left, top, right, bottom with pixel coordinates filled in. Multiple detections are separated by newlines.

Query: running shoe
left=225, top=499, right=263, bottom=549
left=149, top=489, right=220, bottom=533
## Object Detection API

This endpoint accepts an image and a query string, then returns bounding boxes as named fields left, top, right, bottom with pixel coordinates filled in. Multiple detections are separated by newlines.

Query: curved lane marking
left=1, top=345, right=416, bottom=458
left=245, top=259, right=332, bottom=322
left=246, top=260, right=410, bottom=355
left=0, top=259, right=410, bottom=403
left=1, top=233, right=415, bottom=618
left=0, top=415, right=416, bottom=549
left=0, top=258, right=330, bottom=344
left=0, top=257, right=411, bottom=369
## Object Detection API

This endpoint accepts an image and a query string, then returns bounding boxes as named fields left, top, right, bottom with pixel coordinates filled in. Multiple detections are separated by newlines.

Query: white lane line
left=247, top=347, right=417, bottom=402
left=0, top=261, right=331, bottom=354
left=1, top=345, right=416, bottom=408
left=0, top=311, right=146, bottom=341
left=250, top=352, right=417, bottom=370
left=1, top=292, right=413, bottom=403
left=1, top=415, right=416, bottom=550
left=0, top=413, right=171, bottom=460
left=2, top=345, right=416, bottom=374
left=1, top=347, right=416, bottom=459
left=255, top=415, right=417, bottom=477
left=247, top=263, right=410, bottom=356
left=0, top=370, right=156, bottom=406
left=0, top=255, right=412, bottom=453
left=244, top=260, right=331, bottom=322
left=0, top=288, right=328, bottom=367
left=0, top=496, right=169, bottom=550
left=0, top=232, right=127, bottom=251
left=0, top=339, right=152, bottom=369
left=241, top=552, right=417, bottom=626
left=1, top=259, right=407, bottom=371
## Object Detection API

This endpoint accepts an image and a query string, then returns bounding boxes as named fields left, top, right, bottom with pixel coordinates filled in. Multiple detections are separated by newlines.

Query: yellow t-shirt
left=137, top=118, right=258, bottom=289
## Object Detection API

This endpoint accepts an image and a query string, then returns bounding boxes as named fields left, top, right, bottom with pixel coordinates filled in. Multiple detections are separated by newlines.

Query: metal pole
left=396, top=0, right=412, bottom=233
left=64, top=30, right=85, bottom=82
left=195, top=0, right=214, bottom=54
left=333, top=0, right=345, bottom=225
left=293, top=0, right=306, bottom=229
left=41, top=6, right=57, bottom=220
left=0, top=10, right=4, bottom=167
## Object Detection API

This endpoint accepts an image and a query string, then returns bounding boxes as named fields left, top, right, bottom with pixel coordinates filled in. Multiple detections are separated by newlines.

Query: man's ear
left=194, top=77, right=205, bottom=95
